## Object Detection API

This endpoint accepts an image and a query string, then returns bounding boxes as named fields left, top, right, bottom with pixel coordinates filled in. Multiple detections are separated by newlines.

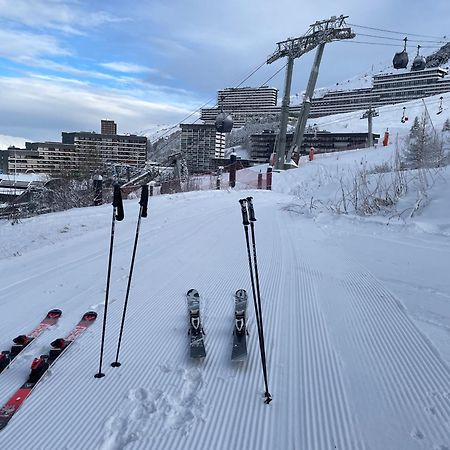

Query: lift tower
left=267, top=15, right=355, bottom=169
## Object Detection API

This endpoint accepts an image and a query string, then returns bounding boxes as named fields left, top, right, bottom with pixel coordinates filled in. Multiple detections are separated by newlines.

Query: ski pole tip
left=264, top=393, right=273, bottom=404
left=111, top=362, right=121, bottom=368
left=94, top=372, right=105, bottom=379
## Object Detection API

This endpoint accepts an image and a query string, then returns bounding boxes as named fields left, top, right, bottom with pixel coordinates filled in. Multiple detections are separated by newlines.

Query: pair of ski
left=0, top=310, right=97, bottom=431
left=187, top=289, right=248, bottom=361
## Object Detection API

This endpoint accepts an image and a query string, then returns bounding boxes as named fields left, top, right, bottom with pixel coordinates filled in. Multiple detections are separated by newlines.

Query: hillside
left=0, top=94, right=450, bottom=449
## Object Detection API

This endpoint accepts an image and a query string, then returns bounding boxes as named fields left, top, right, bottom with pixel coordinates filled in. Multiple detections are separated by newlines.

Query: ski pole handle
left=140, top=185, right=149, bottom=218
left=113, top=185, right=124, bottom=221
left=239, top=199, right=249, bottom=226
left=246, top=197, right=256, bottom=222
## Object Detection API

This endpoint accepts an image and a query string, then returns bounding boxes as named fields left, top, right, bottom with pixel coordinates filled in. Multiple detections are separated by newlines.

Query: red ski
left=0, top=309, right=62, bottom=374
left=0, top=311, right=97, bottom=431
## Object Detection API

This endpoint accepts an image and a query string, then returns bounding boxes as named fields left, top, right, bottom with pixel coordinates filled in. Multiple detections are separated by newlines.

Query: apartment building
left=202, top=67, right=450, bottom=127
left=201, top=86, right=280, bottom=128
left=180, top=124, right=225, bottom=173
left=218, top=86, right=278, bottom=110
left=62, top=131, right=147, bottom=169
left=1, top=121, right=147, bottom=175
left=310, top=67, right=450, bottom=117
left=4, top=142, right=77, bottom=175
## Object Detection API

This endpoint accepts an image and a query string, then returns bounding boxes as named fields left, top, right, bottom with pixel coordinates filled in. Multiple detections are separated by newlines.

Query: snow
left=1, top=94, right=450, bottom=449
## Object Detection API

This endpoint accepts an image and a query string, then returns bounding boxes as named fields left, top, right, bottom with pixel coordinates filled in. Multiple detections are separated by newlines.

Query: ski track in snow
left=0, top=190, right=450, bottom=449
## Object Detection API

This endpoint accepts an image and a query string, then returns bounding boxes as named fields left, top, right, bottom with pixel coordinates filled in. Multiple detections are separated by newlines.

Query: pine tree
left=442, top=118, right=450, bottom=132
left=402, top=113, right=443, bottom=169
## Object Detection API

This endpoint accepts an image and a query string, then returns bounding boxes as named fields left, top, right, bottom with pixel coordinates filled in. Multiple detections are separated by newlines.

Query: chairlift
left=393, top=37, right=409, bottom=69
left=401, top=106, right=409, bottom=123
left=411, top=45, right=426, bottom=71
left=214, top=94, right=233, bottom=133
left=437, top=96, right=444, bottom=115
left=215, top=111, right=233, bottom=133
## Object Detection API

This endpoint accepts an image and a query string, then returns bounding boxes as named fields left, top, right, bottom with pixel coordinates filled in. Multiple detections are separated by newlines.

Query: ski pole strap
left=139, top=184, right=149, bottom=218
left=239, top=199, right=250, bottom=226
left=246, top=197, right=256, bottom=222
left=113, top=184, right=124, bottom=221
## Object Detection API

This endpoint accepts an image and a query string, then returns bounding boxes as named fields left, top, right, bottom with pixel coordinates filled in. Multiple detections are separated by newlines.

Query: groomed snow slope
left=1, top=176, right=450, bottom=449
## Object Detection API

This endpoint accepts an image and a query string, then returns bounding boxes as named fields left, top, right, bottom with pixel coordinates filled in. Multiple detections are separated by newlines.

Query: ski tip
left=187, top=289, right=199, bottom=298
left=83, top=311, right=98, bottom=321
left=47, top=309, right=62, bottom=319
left=235, top=289, right=247, bottom=299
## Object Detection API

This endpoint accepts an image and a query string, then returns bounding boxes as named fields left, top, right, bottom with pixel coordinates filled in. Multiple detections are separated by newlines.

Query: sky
left=0, top=0, right=449, bottom=143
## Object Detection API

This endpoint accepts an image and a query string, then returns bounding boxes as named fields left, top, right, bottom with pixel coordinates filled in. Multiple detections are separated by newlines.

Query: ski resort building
left=180, top=123, right=226, bottom=173
left=1, top=121, right=148, bottom=175
left=201, top=86, right=280, bottom=128
left=201, top=67, right=450, bottom=127
left=310, top=67, right=450, bottom=117
left=61, top=132, right=147, bottom=169
left=250, top=130, right=380, bottom=162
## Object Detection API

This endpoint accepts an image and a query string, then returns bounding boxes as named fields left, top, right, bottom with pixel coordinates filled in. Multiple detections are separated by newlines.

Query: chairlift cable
left=348, top=23, right=446, bottom=40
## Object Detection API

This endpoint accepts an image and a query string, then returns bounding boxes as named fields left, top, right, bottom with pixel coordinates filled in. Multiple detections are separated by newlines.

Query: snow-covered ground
left=0, top=96, right=450, bottom=449
left=0, top=134, right=28, bottom=150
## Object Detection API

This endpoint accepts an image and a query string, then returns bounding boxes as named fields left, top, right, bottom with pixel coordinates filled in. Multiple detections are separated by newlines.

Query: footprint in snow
left=411, top=428, right=424, bottom=440
left=98, top=415, right=138, bottom=450
left=128, top=387, right=160, bottom=421
left=162, top=367, right=205, bottom=433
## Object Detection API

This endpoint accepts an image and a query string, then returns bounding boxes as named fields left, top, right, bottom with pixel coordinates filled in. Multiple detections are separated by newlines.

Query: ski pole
left=246, top=197, right=272, bottom=404
left=239, top=198, right=272, bottom=403
left=112, top=185, right=149, bottom=367
left=95, top=184, right=124, bottom=378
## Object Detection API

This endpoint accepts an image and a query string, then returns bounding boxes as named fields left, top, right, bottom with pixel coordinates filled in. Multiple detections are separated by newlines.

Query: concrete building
left=250, top=130, right=380, bottom=161
left=3, top=143, right=77, bottom=175
left=180, top=124, right=225, bottom=173
left=1, top=121, right=147, bottom=175
left=201, top=86, right=280, bottom=128
left=310, top=67, right=450, bottom=117
left=62, top=131, right=147, bottom=169
left=218, top=86, right=277, bottom=110
left=101, top=119, right=117, bottom=135
left=202, top=67, right=450, bottom=127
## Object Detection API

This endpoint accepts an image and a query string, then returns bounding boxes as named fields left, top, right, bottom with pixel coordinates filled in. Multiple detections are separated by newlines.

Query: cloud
left=0, top=75, right=201, bottom=142
left=0, top=0, right=126, bottom=35
left=0, top=29, right=70, bottom=61
left=100, top=62, right=157, bottom=74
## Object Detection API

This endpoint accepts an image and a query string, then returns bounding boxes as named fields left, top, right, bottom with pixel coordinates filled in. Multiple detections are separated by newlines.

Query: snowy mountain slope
left=0, top=134, right=28, bottom=151
left=0, top=92, right=450, bottom=448
left=0, top=173, right=450, bottom=449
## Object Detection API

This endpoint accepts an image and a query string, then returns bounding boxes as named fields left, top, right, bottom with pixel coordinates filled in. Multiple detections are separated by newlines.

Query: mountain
left=0, top=134, right=28, bottom=150
left=426, top=41, right=450, bottom=68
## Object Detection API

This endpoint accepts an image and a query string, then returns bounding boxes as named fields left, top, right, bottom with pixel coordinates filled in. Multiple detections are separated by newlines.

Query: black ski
left=187, top=289, right=206, bottom=359
left=0, top=309, right=62, bottom=374
left=232, top=289, right=248, bottom=361
left=0, top=311, right=97, bottom=431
